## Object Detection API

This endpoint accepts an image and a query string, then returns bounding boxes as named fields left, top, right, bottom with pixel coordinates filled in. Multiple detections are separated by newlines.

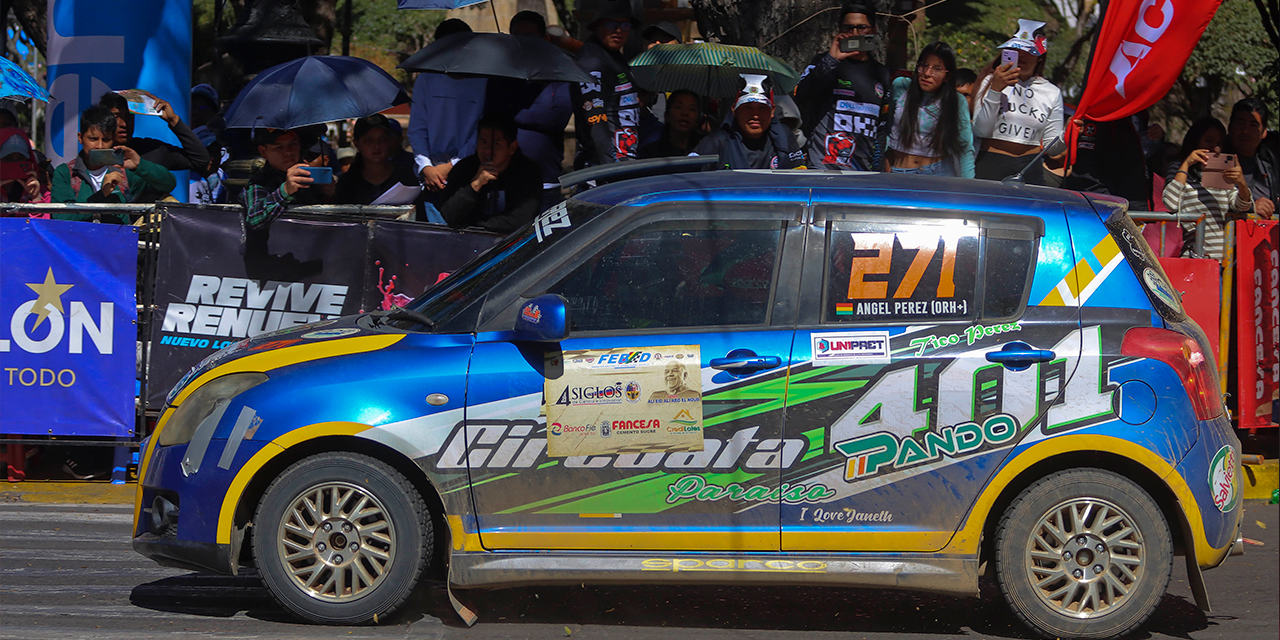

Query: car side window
left=824, top=222, right=981, bottom=324
left=549, top=220, right=784, bottom=332
left=823, top=218, right=1038, bottom=324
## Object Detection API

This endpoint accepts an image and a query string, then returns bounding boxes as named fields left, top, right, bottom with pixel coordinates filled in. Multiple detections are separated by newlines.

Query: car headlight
left=158, top=373, right=268, bottom=446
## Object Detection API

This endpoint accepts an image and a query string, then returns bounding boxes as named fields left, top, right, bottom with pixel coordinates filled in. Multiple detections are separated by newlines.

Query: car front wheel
left=253, top=452, right=430, bottom=624
left=995, top=468, right=1172, bottom=639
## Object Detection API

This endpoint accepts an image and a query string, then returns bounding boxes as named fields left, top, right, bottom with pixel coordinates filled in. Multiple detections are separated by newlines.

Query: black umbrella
left=224, top=56, right=408, bottom=130
left=399, top=33, right=593, bottom=84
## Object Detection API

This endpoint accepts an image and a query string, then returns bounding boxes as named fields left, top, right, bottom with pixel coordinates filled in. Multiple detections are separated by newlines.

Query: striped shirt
left=1162, top=175, right=1252, bottom=261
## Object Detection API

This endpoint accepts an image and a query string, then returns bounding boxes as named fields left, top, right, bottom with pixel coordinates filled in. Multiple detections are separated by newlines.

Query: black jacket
left=438, top=152, right=544, bottom=233
left=794, top=53, right=894, bottom=171
left=692, top=117, right=805, bottom=170
left=570, top=38, right=642, bottom=169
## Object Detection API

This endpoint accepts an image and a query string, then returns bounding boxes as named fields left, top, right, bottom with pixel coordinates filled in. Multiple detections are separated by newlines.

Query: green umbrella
left=629, top=43, right=801, bottom=99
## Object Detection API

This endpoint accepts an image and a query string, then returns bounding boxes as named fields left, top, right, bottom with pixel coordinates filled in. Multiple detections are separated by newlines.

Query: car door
left=780, top=203, right=1088, bottom=552
left=458, top=202, right=804, bottom=551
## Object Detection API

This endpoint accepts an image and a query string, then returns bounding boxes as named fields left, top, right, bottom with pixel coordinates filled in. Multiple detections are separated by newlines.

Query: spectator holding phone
left=886, top=41, right=974, bottom=177
left=240, top=129, right=318, bottom=251
left=970, top=20, right=1064, bottom=185
left=0, top=127, right=50, bottom=207
left=97, top=91, right=210, bottom=179
left=50, top=106, right=176, bottom=222
left=793, top=2, right=894, bottom=171
left=1164, top=116, right=1255, bottom=260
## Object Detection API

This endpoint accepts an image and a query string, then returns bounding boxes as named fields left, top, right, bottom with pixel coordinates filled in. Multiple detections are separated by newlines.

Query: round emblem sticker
left=625, top=381, right=641, bottom=403
left=1208, top=445, right=1238, bottom=513
left=301, top=327, right=361, bottom=340
left=1142, top=268, right=1182, bottom=313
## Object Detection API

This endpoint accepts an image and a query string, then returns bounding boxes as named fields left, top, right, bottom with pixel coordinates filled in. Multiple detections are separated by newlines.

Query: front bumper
left=133, top=532, right=237, bottom=575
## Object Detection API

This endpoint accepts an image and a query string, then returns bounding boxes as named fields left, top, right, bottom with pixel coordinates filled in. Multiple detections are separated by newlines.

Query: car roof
left=574, top=170, right=1096, bottom=218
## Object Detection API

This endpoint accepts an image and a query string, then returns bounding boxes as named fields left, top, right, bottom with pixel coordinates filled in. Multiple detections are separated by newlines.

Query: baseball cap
left=998, top=19, right=1048, bottom=56
left=733, top=74, right=774, bottom=110
left=643, top=21, right=682, bottom=43
left=191, top=83, right=219, bottom=104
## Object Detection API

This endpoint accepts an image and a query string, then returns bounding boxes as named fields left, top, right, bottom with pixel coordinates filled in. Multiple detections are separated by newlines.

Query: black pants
left=975, top=150, right=1046, bottom=186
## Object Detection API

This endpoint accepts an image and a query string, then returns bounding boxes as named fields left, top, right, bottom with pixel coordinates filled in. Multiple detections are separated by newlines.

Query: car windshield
left=403, top=198, right=610, bottom=326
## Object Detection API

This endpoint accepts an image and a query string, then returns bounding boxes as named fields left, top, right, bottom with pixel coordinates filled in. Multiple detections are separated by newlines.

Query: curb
left=1243, top=460, right=1279, bottom=501
left=1, top=481, right=135, bottom=505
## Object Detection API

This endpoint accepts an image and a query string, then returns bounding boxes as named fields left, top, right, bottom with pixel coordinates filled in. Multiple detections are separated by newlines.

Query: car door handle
left=710, top=355, right=782, bottom=371
left=986, top=341, right=1055, bottom=371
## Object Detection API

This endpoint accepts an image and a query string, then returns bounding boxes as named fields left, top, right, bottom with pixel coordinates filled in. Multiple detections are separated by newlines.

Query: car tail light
left=1121, top=327, right=1224, bottom=421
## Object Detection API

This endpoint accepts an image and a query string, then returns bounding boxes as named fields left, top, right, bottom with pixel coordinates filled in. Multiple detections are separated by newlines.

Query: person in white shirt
left=971, top=19, right=1065, bottom=185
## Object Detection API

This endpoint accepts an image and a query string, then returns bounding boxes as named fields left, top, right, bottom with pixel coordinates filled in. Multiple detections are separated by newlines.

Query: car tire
left=994, top=468, right=1172, bottom=639
left=253, top=452, right=431, bottom=624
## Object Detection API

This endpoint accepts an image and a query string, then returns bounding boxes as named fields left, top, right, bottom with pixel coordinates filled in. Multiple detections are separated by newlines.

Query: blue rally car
left=134, top=171, right=1243, bottom=639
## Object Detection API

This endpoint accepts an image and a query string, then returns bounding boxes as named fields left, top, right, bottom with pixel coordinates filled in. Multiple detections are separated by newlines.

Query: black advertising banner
left=147, top=206, right=503, bottom=408
left=149, top=207, right=370, bottom=407
left=364, top=220, right=501, bottom=312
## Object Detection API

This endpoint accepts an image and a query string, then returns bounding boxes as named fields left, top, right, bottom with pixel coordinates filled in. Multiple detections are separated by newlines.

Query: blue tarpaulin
left=0, top=219, right=137, bottom=436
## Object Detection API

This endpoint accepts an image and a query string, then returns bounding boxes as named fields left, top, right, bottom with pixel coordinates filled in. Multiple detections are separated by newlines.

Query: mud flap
left=443, top=523, right=478, bottom=626
left=1174, top=503, right=1211, bottom=612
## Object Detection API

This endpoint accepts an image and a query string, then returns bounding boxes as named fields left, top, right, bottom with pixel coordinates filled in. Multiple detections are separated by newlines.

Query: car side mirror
left=513, top=294, right=570, bottom=342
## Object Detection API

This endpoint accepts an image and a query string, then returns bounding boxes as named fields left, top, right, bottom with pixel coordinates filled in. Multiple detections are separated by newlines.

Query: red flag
left=1068, top=0, right=1224, bottom=163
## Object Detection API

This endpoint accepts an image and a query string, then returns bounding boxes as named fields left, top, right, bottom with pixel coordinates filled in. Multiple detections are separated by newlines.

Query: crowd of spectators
left=1, top=0, right=1273, bottom=257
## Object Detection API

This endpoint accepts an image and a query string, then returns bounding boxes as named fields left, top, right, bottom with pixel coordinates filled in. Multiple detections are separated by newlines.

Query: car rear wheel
left=253, top=452, right=430, bottom=624
left=995, top=469, right=1172, bottom=639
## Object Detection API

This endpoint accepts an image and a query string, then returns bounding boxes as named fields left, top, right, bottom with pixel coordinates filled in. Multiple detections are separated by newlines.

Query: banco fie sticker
left=545, top=345, right=702, bottom=457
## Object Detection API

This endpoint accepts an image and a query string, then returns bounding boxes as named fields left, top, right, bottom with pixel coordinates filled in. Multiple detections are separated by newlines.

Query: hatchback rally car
left=135, top=172, right=1243, bottom=639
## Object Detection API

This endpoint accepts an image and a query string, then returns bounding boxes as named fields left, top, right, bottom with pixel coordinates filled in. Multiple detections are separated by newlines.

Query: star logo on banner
left=25, top=268, right=74, bottom=329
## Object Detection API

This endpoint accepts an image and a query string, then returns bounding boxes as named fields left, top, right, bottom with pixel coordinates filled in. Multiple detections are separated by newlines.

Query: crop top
left=972, top=75, right=1064, bottom=147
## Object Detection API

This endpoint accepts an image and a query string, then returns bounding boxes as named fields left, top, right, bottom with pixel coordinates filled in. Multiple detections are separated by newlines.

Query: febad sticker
left=1208, top=445, right=1238, bottom=513
left=546, top=345, right=703, bottom=457
left=811, top=331, right=891, bottom=366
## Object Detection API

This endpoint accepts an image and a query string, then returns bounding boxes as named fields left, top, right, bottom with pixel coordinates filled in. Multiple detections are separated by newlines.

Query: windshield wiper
left=384, top=306, right=436, bottom=329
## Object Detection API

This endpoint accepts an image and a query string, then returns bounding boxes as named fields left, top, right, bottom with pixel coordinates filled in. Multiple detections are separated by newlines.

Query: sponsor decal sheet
left=545, top=345, right=704, bottom=457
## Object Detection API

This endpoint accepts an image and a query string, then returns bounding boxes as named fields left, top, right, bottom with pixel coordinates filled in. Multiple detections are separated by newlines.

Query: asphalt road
left=0, top=500, right=1275, bottom=640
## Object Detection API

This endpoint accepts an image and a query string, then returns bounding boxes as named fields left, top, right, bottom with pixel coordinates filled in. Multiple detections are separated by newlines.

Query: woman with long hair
left=1163, top=116, right=1256, bottom=260
left=886, top=41, right=974, bottom=177
left=970, top=19, right=1065, bottom=185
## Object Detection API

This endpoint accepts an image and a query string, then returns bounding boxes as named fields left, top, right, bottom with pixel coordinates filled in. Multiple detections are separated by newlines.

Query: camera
left=839, top=35, right=874, bottom=53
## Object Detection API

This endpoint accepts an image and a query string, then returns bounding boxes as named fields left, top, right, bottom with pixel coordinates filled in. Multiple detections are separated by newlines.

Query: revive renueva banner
left=0, top=218, right=137, bottom=436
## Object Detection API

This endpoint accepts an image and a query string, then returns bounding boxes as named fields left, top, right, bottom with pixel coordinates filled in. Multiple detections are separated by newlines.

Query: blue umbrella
left=397, top=0, right=489, bottom=8
left=224, top=56, right=408, bottom=130
left=0, top=56, right=49, bottom=102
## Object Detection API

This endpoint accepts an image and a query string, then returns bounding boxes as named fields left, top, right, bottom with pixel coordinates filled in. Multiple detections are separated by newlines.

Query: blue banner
left=45, top=0, right=192, bottom=201
left=0, top=219, right=138, bottom=436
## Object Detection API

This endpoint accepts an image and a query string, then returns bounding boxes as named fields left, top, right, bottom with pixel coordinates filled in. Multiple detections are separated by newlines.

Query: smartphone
left=1001, top=49, right=1019, bottom=68
left=0, top=160, right=33, bottom=181
left=86, top=149, right=125, bottom=167
left=1201, top=152, right=1236, bottom=190
left=306, top=166, right=333, bottom=184
left=839, top=35, right=874, bottom=53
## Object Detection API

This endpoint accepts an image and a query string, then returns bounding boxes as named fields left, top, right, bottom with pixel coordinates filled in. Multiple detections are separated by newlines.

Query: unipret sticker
left=811, top=331, right=891, bottom=366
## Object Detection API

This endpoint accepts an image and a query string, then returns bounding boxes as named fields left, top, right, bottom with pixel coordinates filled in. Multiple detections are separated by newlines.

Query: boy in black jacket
left=439, top=114, right=543, bottom=234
